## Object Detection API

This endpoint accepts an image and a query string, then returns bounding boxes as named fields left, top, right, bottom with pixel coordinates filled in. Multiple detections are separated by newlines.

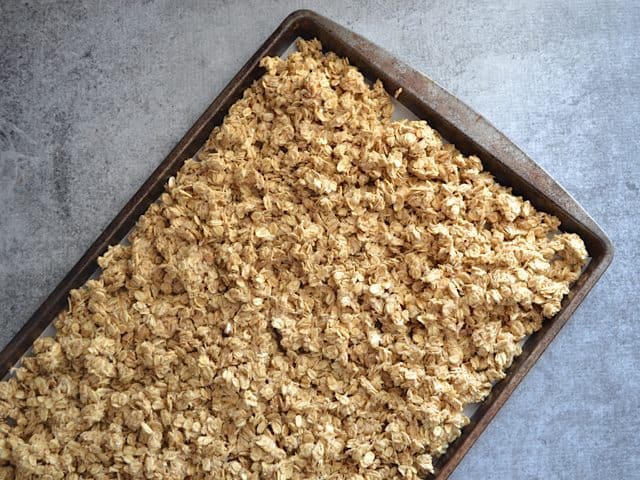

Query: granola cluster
left=0, top=39, right=587, bottom=479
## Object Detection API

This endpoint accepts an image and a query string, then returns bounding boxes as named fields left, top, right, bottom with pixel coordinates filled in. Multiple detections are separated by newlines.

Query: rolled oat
left=0, top=39, right=587, bottom=479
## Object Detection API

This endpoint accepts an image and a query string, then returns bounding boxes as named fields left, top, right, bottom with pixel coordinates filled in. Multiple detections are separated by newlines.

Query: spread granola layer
left=0, top=39, right=587, bottom=479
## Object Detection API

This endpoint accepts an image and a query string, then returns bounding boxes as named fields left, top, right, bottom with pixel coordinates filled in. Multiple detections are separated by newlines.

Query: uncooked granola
left=0, top=39, right=587, bottom=479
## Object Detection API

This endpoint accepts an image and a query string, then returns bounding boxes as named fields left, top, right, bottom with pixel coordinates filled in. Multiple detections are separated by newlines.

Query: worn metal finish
left=0, top=10, right=613, bottom=479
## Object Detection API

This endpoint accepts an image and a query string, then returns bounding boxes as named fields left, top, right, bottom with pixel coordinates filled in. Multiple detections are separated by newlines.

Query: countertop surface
left=1, top=1, right=638, bottom=478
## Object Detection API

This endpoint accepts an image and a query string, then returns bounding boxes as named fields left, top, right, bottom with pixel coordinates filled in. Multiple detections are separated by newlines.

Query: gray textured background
left=1, top=1, right=638, bottom=478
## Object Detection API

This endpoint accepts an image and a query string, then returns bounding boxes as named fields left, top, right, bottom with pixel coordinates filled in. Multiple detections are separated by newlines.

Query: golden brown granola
left=0, top=39, right=587, bottom=479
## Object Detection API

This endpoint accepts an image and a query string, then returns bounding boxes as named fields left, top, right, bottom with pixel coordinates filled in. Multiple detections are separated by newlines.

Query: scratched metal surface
left=1, top=1, right=638, bottom=478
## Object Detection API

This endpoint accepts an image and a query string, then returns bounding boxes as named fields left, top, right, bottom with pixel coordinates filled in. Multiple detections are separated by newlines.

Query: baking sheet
left=0, top=12, right=612, bottom=479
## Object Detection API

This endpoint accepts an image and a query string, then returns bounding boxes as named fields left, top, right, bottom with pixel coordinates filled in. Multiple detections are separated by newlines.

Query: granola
left=0, top=39, right=587, bottom=479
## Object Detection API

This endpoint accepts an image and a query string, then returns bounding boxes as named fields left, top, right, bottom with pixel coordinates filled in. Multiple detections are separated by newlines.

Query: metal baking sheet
left=0, top=10, right=613, bottom=479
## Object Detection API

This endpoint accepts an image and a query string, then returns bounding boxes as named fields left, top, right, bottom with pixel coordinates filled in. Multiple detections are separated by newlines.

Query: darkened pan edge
left=0, top=10, right=613, bottom=479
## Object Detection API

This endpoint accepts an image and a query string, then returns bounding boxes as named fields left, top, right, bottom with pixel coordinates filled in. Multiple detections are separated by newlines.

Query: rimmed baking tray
left=0, top=9, right=613, bottom=479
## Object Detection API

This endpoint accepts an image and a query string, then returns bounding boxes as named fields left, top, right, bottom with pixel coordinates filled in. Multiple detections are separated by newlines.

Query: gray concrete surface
left=1, top=1, right=638, bottom=478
